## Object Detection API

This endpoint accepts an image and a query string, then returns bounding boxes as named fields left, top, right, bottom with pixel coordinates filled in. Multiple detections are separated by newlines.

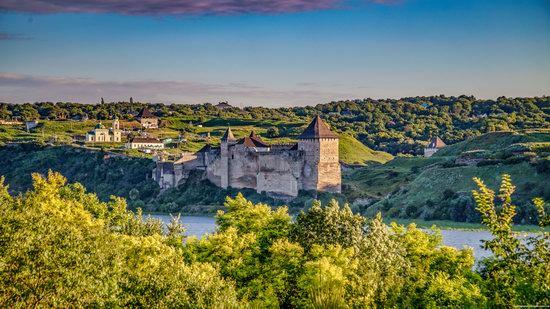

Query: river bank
left=146, top=212, right=547, bottom=232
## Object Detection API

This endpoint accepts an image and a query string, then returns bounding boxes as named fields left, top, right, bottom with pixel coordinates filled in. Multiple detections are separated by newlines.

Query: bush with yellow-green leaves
left=1, top=171, right=548, bottom=307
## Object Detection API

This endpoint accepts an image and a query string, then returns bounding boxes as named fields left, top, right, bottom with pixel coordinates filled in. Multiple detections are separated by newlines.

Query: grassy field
left=374, top=162, right=547, bottom=207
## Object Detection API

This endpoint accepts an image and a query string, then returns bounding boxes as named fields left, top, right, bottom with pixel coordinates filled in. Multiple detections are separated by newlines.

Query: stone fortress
left=152, top=116, right=341, bottom=198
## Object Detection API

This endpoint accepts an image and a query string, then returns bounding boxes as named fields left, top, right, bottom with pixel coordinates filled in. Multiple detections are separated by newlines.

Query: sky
left=0, top=0, right=549, bottom=106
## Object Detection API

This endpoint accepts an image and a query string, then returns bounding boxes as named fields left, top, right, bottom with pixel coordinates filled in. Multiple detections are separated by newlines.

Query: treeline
left=2, top=95, right=549, bottom=154
left=0, top=172, right=548, bottom=307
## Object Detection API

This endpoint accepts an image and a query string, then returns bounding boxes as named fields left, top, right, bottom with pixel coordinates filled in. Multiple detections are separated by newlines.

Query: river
left=150, top=215, right=510, bottom=262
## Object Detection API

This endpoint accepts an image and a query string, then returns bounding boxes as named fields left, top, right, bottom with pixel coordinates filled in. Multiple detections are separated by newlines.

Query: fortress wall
left=152, top=117, right=342, bottom=198
left=227, top=146, right=258, bottom=189
left=298, top=139, right=320, bottom=191
left=206, top=157, right=222, bottom=187
left=256, top=152, right=301, bottom=197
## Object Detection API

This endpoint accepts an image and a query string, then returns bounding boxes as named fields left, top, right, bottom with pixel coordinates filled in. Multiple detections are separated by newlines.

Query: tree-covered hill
left=1, top=96, right=549, bottom=223
left=2, top=95, right=549, bottom=154
left=0, top=144, right=159, bottom=203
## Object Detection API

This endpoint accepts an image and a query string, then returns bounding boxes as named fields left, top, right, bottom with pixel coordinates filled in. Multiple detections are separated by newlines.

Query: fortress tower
left=220, top=127, right=236, bottom=189
left=298, top=115, right=341, bottom=193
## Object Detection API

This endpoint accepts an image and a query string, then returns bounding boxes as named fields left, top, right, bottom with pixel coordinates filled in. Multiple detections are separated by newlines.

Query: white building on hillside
left=127, top=136, right=165, bottom=150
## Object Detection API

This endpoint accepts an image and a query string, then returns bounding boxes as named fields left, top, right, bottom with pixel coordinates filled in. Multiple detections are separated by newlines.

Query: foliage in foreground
left=0, top=172, right=239, bottom=308
left=472, top=174, right=550, bottom=307
left=0, top=171, right=548, bottom=307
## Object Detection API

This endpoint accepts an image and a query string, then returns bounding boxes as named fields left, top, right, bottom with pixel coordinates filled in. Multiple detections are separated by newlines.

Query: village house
left=153, top=116, right=341, bottom=198
left=127, top=136, right=164, bottom=150
left=136, top=108, right=158, bottom=129
left=424, top=136, right=446, bottom=157
left=214, top=101, right=233, bottom=110
left=85, top=118, right=122, bottom=143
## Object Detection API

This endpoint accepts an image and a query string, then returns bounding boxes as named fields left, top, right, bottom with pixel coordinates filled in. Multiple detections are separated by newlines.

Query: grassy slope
left=343, top=156, right=448, bottom=199
left=339, top=134, right=393, bottom=165
left=367, top=162, right=547, bottom=215
left=435, top=130, right=550, bottom=157
left=360, top=130, right=550, bottom=222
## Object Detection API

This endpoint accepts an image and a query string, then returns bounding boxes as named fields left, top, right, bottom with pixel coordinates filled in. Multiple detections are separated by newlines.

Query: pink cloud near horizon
left=0, top=72, right=354, bottom=106
left=0, top=0, right=398, bottom=16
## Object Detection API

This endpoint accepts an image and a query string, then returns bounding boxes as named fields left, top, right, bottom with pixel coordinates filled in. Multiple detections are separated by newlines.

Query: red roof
left=238, top=131, right=269, bottom=148
left=427, top=136, right=446, bottom=149
left=136, top=108, right=156, bottom=119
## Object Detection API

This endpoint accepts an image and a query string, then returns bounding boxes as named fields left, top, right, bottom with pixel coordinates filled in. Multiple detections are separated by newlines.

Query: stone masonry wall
left=154, top=135, right=342, bottom=198
left=256, top=151, right=302, bottom=197
left=297, top=139, right=320, bottom=191
left=317, top=138, right=341, bottom=193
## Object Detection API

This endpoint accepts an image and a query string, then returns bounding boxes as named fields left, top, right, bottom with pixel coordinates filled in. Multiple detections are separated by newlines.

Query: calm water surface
left=151, top=215, right=508, bottom=262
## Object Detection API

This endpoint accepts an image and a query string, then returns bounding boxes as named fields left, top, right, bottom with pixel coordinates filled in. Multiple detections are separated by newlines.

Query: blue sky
left=1, top=0, right=549, bottom=106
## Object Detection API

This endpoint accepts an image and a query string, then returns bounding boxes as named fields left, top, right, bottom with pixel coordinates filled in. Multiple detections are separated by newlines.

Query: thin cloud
left=0, top=72, right=354, bottom=106
left=0, top=0, right=397, bottom=16
left=0, top=32, right=32, bottom=40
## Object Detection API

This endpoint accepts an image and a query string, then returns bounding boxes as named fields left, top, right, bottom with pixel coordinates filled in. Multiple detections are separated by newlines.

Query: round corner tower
left=298, top=115, right=341, bottom=193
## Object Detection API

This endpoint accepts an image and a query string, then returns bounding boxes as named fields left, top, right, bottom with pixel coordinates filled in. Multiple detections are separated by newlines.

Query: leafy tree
left=0, top=171, right=241, bottom=307
left=266, top=126, right=280, bottom=138
left=473, top=174, right=550, bottom=307
left=291, top=199, right=366, bottom=252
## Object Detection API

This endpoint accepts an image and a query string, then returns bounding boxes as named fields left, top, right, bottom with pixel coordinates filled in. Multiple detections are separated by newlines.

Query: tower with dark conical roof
left=298, top=115, right=341, bottom=193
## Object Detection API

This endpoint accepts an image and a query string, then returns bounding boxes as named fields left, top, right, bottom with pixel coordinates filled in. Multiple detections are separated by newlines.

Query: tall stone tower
left=298, top=115, right=341, bottom=193
left=220, top=127, right=236, bottom=189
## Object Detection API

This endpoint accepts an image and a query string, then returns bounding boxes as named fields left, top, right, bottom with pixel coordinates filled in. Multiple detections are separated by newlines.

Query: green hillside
left=435, top=129, right=550, bottom=157
left=339, top=134, right=393, bottom=165
left=343, top=156, right=448, bottom=200
left=357, top=130, right=550, bottom=224
left=0, top=144, right=159, bottom=204
left=366, top=162, right=548, bottom=223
